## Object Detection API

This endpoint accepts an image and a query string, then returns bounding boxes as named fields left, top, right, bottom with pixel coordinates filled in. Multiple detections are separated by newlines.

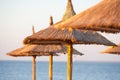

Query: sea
left=0, top=61, right=120, bottom=80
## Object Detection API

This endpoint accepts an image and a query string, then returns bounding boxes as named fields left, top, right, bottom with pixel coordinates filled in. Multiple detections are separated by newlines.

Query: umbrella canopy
left=55, top=0, right=120, bottom=33
left=7, top=44, right=83, bottom=57
left=23, top=27, right=116, bottom=46
left=101, top=43, right=120, bottom=54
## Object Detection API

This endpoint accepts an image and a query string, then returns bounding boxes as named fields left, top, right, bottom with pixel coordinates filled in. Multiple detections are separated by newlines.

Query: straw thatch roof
left=62, top=0, right=76, bottom=21
left=101, top=43, right=120, bottom=54
left=23, top=27, right=116, bottom=46
left=55, top=0, right=120, bottom=33
left=7, top=44, right=83, bottom=57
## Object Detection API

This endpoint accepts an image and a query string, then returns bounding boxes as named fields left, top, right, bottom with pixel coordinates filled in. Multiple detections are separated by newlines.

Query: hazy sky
left=0, top=0, right=120, bottom=62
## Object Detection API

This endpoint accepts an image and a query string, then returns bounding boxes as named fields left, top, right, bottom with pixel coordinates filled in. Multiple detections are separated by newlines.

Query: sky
left=0, top=0, right=120, bottom=62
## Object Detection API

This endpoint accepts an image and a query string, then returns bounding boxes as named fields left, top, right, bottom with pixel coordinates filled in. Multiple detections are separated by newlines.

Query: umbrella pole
left=49, top=54, right=53, bottom=80
left=66, top=44, right=73, bottom=80
left=32, top=56, right=36, bottom=80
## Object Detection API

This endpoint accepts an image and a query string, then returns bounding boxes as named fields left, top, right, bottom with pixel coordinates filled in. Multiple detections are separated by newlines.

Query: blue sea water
left=0, top=61, right=120, bottom=80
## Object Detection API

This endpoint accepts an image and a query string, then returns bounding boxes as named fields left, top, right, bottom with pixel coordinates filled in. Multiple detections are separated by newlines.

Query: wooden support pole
left=32, top=56, right=36, bottom=80
left=48, top=16, right=53, bottom=80
left=49, top=54, right=53, bottom=80
left=66, top=44, right=73, bottom=80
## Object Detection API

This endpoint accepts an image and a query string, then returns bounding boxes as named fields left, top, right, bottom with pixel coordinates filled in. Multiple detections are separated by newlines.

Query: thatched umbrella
left=54, top=0, right=120, bottom=33
left=7, top=44, right=83, bottom=80
left=23, top=22, right=116, bottom=80
left=7, top=37, right=84, bottom=80
left=101, top=43, right=120, bottom=55
left=7, top=24, right=84, bottom=80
